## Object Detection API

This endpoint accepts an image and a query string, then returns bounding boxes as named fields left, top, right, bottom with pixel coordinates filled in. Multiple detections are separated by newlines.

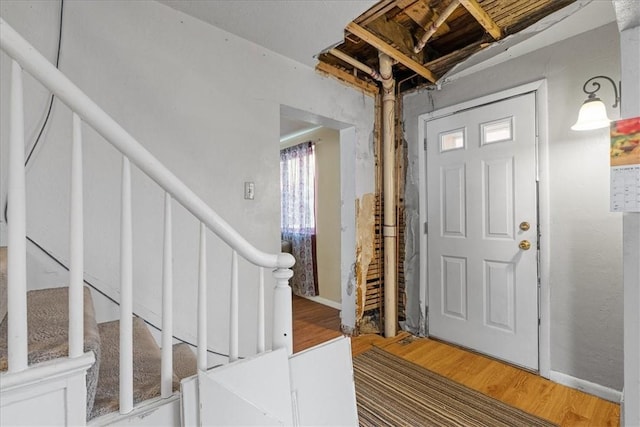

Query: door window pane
left=440, top=128, right=465, bottom=152
left=481, top=117, right=513, bottom=145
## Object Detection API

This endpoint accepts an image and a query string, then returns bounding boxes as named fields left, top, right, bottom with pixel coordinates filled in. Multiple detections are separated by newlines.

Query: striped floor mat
left=353, top=347, right=557, bottom=427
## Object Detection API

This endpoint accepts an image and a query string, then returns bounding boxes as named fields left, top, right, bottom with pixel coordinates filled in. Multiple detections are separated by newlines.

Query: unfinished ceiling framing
left=317, top=0, right=576, bottom=94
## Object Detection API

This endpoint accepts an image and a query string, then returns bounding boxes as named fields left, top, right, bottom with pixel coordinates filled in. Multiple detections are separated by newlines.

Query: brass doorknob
left=519, top=240, right=531, bottom=250
left=519, top=221, right=530, bottom=231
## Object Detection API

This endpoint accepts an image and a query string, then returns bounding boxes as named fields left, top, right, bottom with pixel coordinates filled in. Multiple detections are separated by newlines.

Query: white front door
left=425, top=92, right=538, bottom=370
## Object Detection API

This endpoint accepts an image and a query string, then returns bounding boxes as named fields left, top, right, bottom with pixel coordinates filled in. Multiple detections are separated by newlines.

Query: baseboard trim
left=549, top=370, right=622, bottom=403
left=303, top=296, right=341, bottom=310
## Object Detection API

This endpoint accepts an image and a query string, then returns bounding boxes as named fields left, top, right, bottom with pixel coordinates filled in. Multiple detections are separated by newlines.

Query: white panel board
left=289, top=336, right=358, bottom=426
left=198, top=349, right=293, bottom=426
left=180, top=376, right=199, bottom=427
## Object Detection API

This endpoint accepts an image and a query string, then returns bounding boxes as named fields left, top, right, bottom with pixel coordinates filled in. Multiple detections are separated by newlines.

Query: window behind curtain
left=280, top=142, right=316, bottom=234
left=280, top=141, right=317, bottom=296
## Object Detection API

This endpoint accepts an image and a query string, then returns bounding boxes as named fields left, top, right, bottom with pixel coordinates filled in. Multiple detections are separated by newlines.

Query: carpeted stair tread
left=91, top=317, right=180, bottom=419
left=172, top=342, right=197, bottom=381
left=0, top=286, right=101, bottom=416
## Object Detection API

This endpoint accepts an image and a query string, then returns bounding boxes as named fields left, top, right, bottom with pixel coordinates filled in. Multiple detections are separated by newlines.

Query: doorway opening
left=280, top=105, right=357, bottom=345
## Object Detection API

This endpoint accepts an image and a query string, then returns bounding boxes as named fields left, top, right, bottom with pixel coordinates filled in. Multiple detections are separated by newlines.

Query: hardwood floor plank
left=292, top=297, right=620, bottom=427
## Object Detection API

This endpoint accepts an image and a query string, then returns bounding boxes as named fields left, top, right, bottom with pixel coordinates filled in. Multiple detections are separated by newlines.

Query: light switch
left=244, top=182, right=255, bottom=200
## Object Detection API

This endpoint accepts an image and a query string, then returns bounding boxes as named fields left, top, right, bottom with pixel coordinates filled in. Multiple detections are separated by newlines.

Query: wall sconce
left=571, top=75, right=621, bottom=131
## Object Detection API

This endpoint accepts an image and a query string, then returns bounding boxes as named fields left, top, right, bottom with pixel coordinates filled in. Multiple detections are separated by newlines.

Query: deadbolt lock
left=519, top=240, right=531, bottom=250
left=519, top=221, right=530, bottom=231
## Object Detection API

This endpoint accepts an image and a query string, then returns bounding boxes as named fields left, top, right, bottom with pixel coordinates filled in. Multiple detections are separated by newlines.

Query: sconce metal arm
left=582, top=75, right=621, bottom=108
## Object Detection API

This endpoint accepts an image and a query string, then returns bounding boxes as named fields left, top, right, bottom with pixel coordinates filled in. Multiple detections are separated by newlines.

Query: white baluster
left=197, top=223, right=207, bottom=371
left=69, top=113, right=84, bottom=359
left=229, top=251, right=238, bottom=362
left=257, top=267, right=265, bottom=353
left=272, top=268, right=294, bottom=355
left=161, top=193, right=173, bottom=398
left=120, top=156, right=133, bottom=414
left=7, top=59, right=27, bottom=373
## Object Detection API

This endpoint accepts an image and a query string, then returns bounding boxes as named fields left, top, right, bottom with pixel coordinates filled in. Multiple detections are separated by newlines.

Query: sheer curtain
left=280, top=141, right=317, bottom=297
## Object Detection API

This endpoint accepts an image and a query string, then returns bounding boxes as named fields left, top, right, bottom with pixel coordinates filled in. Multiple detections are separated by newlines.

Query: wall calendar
left=610, top=117, right=640, bottom=213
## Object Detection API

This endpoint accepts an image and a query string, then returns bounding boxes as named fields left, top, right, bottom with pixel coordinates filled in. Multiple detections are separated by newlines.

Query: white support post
left=229, top=251, right=239, bottom=362
left=379, top=52, right=398, bottom=338
left=161, top=192, right=173, bottom=398
left=7, top=59, right=28, bottom=373
left=119, top=156, right=133, bottom=414
left=69, top=112, right=84, bottom=359
left=257, top=267, right=265, bottom=353
left=197, top=223, right=207, bottom=372
left=272, top=268, right=294, bottom=355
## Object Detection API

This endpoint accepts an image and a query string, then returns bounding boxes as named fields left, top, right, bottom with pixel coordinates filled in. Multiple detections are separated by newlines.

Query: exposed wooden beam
left=402, top=0, right=451, bottom=37
left=356, top=0, right=398, bottom=26
left=346, top=22, right=438, bottom=84
left=316, top=61, right=379, bottom=96
left=458, top=0, right=502, bottom=40
left=368, top=16, right=424, bottom=63
left=395, top=0, right=417, bottom=9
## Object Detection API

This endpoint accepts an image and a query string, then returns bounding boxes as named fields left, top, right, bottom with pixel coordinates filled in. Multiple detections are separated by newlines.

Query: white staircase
left=0, top=17, right=358, bottom=426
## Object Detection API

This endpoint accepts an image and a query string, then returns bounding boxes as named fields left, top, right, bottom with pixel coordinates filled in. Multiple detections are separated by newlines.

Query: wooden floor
left=292, top=296, right=620, bottom=427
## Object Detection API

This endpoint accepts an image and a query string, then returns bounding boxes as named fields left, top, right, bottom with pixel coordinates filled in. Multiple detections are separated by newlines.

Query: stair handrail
left=1, top=16, right=295, bottom=418
left=0, top=17, right=294, bottom=271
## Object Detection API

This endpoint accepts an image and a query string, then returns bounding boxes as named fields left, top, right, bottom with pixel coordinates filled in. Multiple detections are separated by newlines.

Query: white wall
left=403, top=22, right=624, bottom=391
left=0, top=1, right=374, bottom=356
left=315, top=130, right=342, bottom=303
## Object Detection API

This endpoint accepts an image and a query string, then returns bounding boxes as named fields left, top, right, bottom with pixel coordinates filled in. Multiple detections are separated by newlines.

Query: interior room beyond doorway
left=280, top=118, right=342, bottom=310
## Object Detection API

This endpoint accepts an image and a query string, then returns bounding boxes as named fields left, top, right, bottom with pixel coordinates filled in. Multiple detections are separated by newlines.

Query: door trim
left=417, top=80, right=550, bottom=378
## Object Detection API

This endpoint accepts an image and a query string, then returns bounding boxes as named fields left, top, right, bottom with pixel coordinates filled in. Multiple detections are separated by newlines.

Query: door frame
left=417, top=80, right=550, bottom=378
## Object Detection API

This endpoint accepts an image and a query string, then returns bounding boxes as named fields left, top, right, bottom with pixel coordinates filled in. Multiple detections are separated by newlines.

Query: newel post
left=272, top=267, right=294, bottom=355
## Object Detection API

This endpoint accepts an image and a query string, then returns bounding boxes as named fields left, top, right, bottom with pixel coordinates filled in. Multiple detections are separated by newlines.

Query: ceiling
left=157, top=0, right=377, bottom=68
left=158, top=0, right=617, bottom=136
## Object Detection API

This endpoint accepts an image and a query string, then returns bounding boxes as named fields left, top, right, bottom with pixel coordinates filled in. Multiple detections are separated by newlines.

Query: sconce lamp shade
left=571, top=97, right=611, bottom=131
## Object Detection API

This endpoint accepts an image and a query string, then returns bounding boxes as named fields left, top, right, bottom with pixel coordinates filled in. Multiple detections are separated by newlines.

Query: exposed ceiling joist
left=346, top=22, right=438, bottom=83
left=458, top=0, right=502, bottom=39
left=316, top=61, right=379, bottom=96
left=315, top=0, right=596, bottom=94
left=356, top=0, right=399, bottom=26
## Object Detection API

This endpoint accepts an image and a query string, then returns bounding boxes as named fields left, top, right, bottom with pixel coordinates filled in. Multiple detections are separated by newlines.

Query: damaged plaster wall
left=354, top=193, right=376, bottom=331
left=401, top=133, right=425, bottom=335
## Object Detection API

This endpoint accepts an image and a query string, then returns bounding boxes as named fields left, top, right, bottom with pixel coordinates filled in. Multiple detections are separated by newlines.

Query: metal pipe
left=379, top=52, right=397, bottom=338
left=414, top=0, right=460, bottom=53
left=329, top=48, right=382, bottom=81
